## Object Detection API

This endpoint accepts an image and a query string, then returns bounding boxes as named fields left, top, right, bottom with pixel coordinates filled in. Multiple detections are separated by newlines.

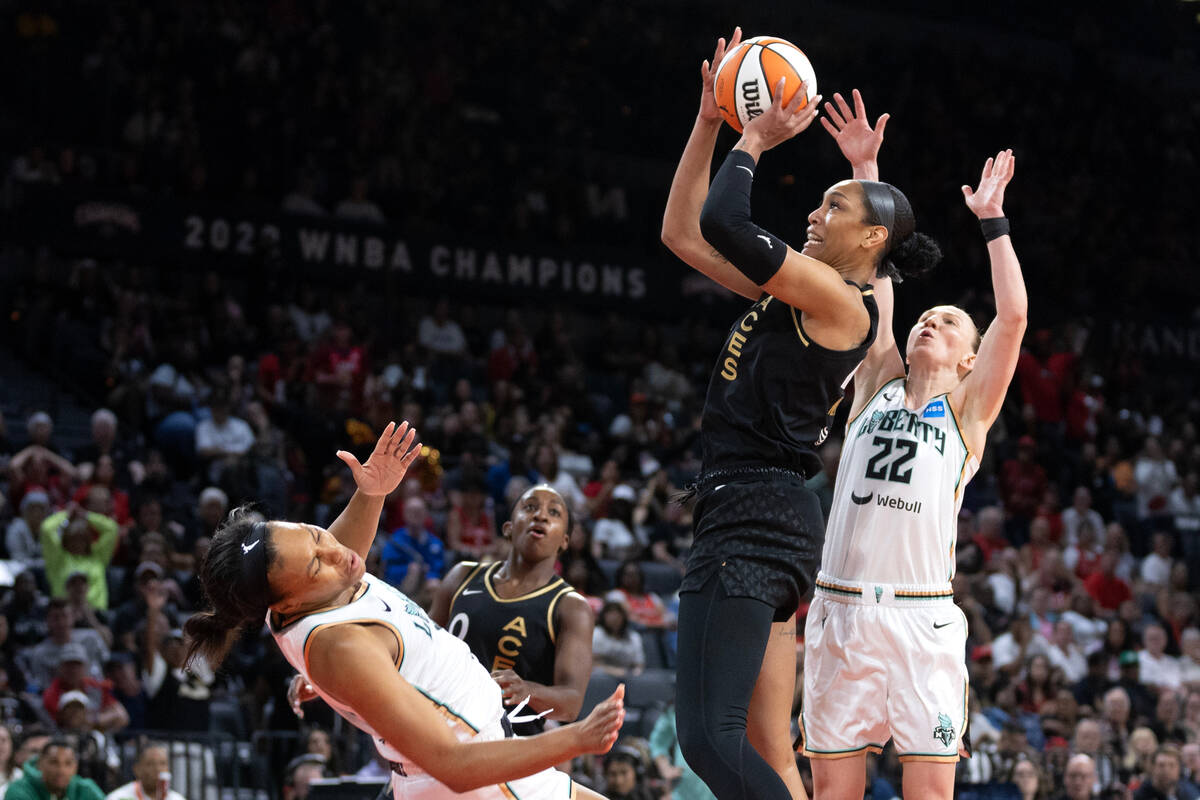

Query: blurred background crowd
left=1, top=1, right=1199, bottom=799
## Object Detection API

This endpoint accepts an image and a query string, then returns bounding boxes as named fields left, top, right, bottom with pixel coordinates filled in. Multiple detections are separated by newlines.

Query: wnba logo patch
left=922, top=400, right=945, bottom=419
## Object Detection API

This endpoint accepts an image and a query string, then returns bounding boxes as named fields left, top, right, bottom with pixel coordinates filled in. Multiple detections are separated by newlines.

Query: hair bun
left=887, top=231, right=942, bottom=280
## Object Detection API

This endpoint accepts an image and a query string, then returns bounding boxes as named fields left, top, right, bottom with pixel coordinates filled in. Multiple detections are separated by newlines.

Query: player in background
left=431, top=484, right=594, bottom=736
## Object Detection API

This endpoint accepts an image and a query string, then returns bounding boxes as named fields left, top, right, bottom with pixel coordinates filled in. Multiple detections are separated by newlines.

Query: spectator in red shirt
left=487, top=319, right=538, bottom=386
left=1034, top=487, right=1064, bottom=544
left=1064, top=519, right=1104, bottom=579
left=41, top=643, right=129, bottom=732
left=1084, top=549, right=1132, bottom=613
left=583, top=459, right=621, bottom=520
left=309, top=319, right=367, bottom=412
left=974, top=506, right=1011, bottom=567
left=1015, top=329, right=1073, bottom=428
left=71, top=457, right=131, bottom=527
left=1001, top=436, right=1049, bottom=545
left=256, top=323, right=305, bottom=408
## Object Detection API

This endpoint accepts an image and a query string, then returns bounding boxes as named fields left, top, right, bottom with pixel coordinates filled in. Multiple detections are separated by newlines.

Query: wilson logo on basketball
left=713, top=35, right=818, bottom=133
left=741, top=80, right=764, bottom=119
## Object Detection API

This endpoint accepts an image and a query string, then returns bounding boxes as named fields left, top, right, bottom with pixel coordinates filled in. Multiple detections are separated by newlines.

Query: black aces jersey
left=447, top=561, right=574, bottom=734
left=700, top=285, right=879, bottom=478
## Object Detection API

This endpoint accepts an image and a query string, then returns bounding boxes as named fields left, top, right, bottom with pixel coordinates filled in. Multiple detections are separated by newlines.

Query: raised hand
left=738, top=77, right=822, bottom=157
left=699, top=27, right=743, bottom=122
left=576, top=684, right=626, bottom=754
left=820, top=89, right=889, bottom=172
left=962, top=149, right=1015, bottom=219
left=336, top=421, right=422, bottom=497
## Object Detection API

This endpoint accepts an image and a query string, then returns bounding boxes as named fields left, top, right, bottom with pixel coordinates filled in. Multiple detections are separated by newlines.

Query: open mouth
left=528, top=525, right=548, bottom=539
left=919, top=330, right=934, bottom=340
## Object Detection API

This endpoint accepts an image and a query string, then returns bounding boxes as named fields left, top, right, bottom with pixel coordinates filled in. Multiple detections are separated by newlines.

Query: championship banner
left=17, top=188, right=727, bottom=313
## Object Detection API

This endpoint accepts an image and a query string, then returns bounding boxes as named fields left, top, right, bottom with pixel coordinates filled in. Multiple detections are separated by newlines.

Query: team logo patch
left=922, top=400, right=946, bottom=419
left=867, top=410, right=884, bottom=433
left=933, top=713, right=956, bottom=747
left=874, top=587, right=883, bottom=604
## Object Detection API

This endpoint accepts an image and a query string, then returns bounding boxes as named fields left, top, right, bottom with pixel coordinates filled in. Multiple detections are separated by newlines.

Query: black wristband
left=980, top=217, right=1010, bottom=242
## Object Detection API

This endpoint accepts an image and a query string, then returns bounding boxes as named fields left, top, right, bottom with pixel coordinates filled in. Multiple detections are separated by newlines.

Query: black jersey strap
left=700, top=149, right=788, bottom=286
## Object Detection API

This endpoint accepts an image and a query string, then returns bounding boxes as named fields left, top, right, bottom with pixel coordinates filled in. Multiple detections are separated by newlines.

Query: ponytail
left=184, top=610, right=248, bottom=669
left=887, top=232, right=943, bottom=282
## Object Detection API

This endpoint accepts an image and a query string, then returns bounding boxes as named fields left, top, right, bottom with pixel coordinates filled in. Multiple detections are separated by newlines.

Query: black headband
left=238, top=520, right=271, bottom=605
left=859, top=181, right=896, bottom=245
left=859, top=181, right=904, bottom=283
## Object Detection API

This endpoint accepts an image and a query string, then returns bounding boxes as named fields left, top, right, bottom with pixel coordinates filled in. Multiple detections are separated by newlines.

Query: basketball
left=713, top=36, right=818, bottom=133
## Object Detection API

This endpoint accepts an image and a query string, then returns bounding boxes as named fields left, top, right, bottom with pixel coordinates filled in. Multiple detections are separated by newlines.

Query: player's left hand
left=962, top=148, right=1015, bottom=220
left=288, top=674, right=319, bottom=719
left=336, top=421, right=422, bottom=497
left=821, top=89, right=889, bottom=168
left=491, top=669, right=530, bottom=704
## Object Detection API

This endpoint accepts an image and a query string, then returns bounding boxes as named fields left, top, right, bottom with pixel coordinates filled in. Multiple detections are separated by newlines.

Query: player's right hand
left=699, top=27, right=742, bottom=122
left=575, top=684, right=625, bottom=754
left=288, top=674, right=319, bottom=719
left=739, top=77, right=822, bottom=155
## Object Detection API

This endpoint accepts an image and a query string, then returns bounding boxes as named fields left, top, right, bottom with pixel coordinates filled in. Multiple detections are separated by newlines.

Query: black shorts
left=680, top=470, right=824, bottom=621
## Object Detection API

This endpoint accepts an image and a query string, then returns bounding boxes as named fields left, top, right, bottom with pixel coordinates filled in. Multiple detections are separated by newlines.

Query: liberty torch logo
left=933, top=713, right=956, bottom=747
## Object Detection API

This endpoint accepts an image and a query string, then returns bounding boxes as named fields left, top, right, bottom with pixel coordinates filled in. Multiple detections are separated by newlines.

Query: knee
left=747, top=727, right=795, bottom=776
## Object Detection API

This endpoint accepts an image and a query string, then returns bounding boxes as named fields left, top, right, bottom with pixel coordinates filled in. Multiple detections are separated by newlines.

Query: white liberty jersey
left=271, top=573, right=505, bottom=776
left=821, top=377, right=978, bottom=585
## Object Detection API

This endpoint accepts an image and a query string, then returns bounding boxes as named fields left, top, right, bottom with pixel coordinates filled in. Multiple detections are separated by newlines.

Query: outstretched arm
left=821, top=90, right=905, bottom=417
left=953, top=150, right=1028, bottom=452
left=308, top=624, right=624, bottom=792
left=329, top=421, right=422, bottom=559
left=662, top=28, right=762, bottom=300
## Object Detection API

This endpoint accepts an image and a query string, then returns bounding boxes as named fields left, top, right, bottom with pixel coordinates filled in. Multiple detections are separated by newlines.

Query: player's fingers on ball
left=772, top=76, right=788, bottom=105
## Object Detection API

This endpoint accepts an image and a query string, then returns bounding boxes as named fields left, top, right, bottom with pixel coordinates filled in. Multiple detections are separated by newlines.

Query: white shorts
left=391, top=768, right=575, bottom=800
left=389, top=719, right=577, bottom=800
left=800, top=572, right=968, bottom=763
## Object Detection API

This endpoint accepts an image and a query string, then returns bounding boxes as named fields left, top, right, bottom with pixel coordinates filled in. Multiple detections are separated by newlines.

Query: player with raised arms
left=661, top=28, right=941, bottom=800
left=184, top=421, right=624, bottom=800
left=800, top=92, right=1027, bottom=800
